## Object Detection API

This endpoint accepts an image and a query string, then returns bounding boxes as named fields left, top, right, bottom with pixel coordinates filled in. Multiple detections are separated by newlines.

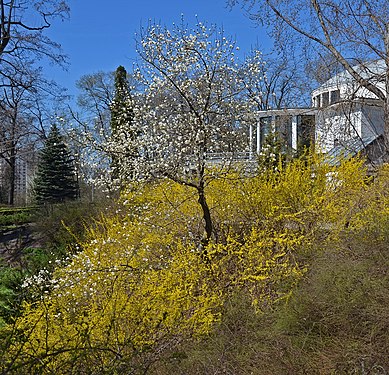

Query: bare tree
left=244, top=50, right=308, bottom=110
left=76, top=72, right=114, bottom=128
left=0, top=1, right=70, bottom=204
left=0, top=68, right=65, bottom=205
left=0, top=88, right=36, bottom=204
left=64, top=71, right=116, bottom=194
left=230, top=0, right=389, bottom=154
left=0, top=0, right=69, bottom=72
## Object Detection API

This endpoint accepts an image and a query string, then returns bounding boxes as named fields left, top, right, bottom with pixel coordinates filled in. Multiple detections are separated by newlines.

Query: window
left=297, top=115, right=315, bottom=150
left=330, top=89, right=340, bottom=104
left=321, top=92, right=329, bottom=107
left=275, top=115, right=292, bottom=149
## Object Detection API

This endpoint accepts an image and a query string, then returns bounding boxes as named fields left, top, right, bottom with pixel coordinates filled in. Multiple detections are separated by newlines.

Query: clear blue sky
left=44, top=0, right=272, bottom=100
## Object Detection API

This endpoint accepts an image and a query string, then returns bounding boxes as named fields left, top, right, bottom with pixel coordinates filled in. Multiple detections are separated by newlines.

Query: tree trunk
left=197, top=180, right=213, bottom=246
left=8, top=144, right=15, bottom=206
left=384, top=22, right=389, bottom=159
left=384, top=75, right=389, bottom=159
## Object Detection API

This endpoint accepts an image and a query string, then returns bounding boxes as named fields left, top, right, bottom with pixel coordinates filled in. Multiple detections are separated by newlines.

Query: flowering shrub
left=1, top=154, right=373, bottom=373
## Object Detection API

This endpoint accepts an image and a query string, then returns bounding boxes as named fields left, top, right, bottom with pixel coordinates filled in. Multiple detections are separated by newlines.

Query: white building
left=250, top=60, right=386, bottom=163
left=312, top=60, right=385, bottom=159
left=253, top=108, right=316, bottom=154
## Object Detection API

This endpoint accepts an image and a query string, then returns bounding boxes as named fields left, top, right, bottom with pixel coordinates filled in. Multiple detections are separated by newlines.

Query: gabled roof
left=313, top=59, right=386, bottom=93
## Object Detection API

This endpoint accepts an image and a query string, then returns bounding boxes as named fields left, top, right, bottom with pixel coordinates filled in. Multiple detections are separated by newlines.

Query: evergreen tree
left=110, top=65, right=136, bottom=182
left=257, top=132, right=291, bottom=173
left=110, top=66, right=132, bottom=132
left=34, top=124, right=79, bottom=204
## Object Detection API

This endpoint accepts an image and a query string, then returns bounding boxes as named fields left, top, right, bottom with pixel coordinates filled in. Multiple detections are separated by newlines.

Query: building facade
left=251, top=60, right=386, bottom=163
left=312, top=60, right=385, bottom=155
left=0, top=152, right=38, bottom=205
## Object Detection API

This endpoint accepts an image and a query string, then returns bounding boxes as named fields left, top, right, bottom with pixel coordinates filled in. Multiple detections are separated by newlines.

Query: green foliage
left=33, top=200, right=106, bottom=252
left=110, top=65, right=132, bottom=133
left=0, top=212, right=30, bottom=227
left=0, top=200, right=106, bottom=330
left=0, top=246, right=68, bottom=328
left=34, top=124, right=79, bottom=204
left=0, top=265, right=23, bottom=327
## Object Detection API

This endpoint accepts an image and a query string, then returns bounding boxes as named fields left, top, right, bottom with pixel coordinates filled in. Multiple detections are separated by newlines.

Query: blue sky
left=44, top=0, right=272, bottom=100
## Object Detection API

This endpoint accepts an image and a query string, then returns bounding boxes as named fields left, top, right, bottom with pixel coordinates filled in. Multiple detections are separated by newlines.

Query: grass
left=0, top=207, right=36, bottom=227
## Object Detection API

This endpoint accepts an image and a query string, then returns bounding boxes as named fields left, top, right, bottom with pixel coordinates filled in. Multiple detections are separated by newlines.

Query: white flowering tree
left=110, top=20, right=265, bottom=244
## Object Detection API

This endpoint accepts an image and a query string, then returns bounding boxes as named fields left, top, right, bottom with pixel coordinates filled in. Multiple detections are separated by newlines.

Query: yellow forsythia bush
left=1, top=154, right=373, bottom=373
left=4, top=215, right=222, bottom=373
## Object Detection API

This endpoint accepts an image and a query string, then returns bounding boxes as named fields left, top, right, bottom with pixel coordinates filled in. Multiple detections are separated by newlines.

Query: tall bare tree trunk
left=384, top=23, right=389, bottom=159
left=8, top=143, right=15, bottom=205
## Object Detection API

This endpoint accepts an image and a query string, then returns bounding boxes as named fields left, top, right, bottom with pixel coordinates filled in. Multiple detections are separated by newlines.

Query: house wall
left=252, top=61, right=385, bottom=158
left=315, top=103, right=363, bottom=152
left=311, top=60, right=386, bottom=155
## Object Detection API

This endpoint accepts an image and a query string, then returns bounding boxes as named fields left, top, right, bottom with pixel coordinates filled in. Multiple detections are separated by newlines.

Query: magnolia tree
left=110, top=21, right=265, bottom=243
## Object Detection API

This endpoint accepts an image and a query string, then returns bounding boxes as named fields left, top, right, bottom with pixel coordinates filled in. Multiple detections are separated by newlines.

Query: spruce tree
left=110, top=66, right=136, bottom=182
left=34, top=124, right=79, bottom=204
